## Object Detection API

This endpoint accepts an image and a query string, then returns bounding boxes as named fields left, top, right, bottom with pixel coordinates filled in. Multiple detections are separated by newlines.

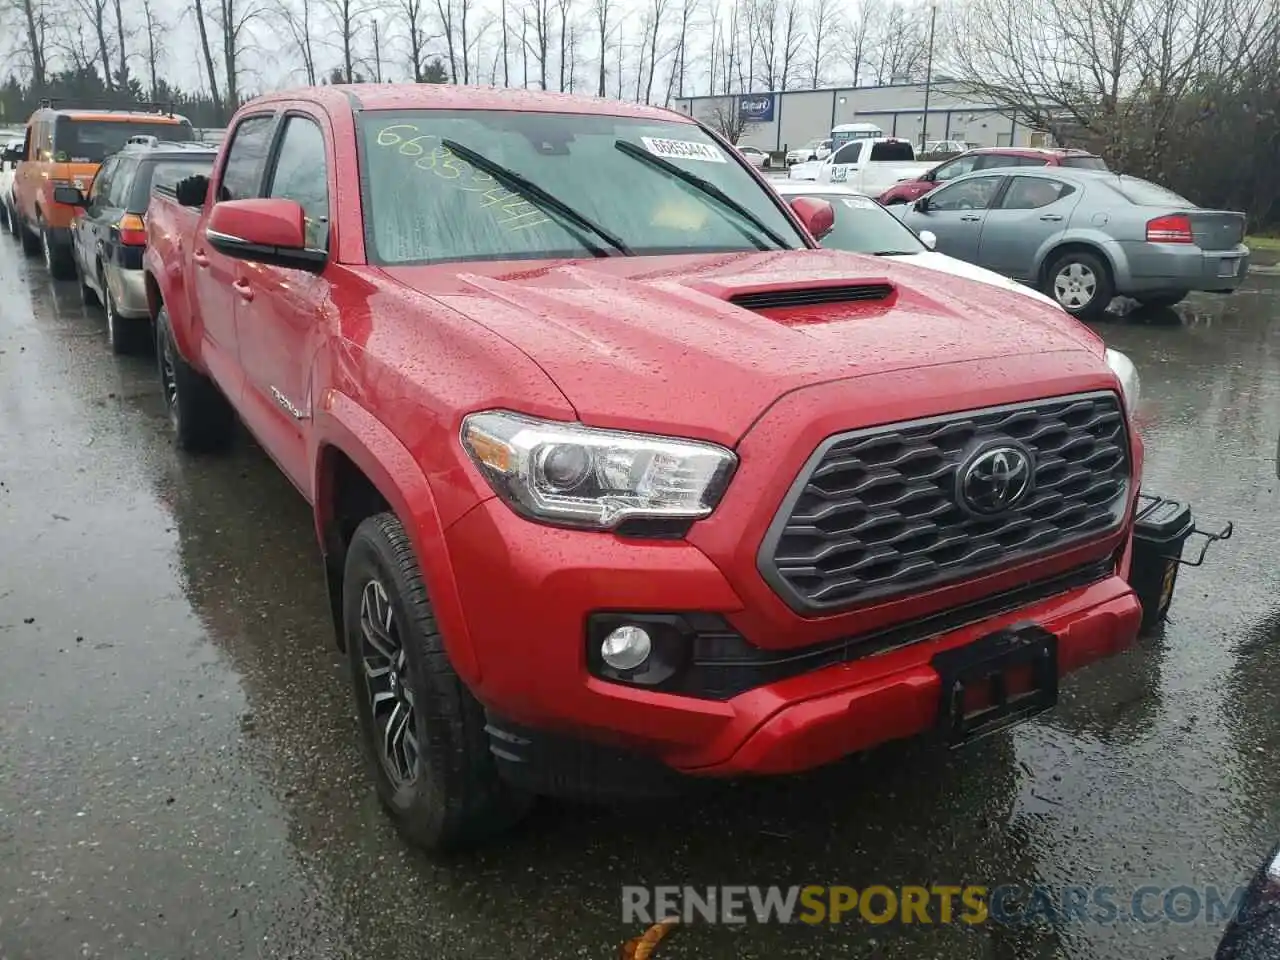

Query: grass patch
left=1246, top=234, right=1280, bottom=252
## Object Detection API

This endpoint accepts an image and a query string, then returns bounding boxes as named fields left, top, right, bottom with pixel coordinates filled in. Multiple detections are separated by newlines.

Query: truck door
left=233, top=111, right=333, bottom=497
left=195, top=112, right=278, bottom=395
left=822, top=141, right=863, bottom=185
left=975, top=175, right=1082, bottom=280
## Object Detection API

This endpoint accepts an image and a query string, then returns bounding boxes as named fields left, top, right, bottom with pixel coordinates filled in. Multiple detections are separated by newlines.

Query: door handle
left=232, top=279, right=254, bottom=302
left=1039, top=214, right=1063, bottom=222
left=960, top=214, right=982, bottom=222
left=193, top=249, right=210, bottom=267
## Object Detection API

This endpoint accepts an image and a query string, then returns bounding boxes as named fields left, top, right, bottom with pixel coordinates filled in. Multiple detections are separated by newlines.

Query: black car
left=57, top=137, right=217, bottom=354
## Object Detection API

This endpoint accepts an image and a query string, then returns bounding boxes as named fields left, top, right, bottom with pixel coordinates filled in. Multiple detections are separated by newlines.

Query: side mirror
left=174, top=174, right=210, bottom=207
left=53, top=185, right=87, bottom=207
left=205, top=198, right=327, bottom=273
left=918, top=230, right=938, bottom=251
left=789, top=196, right=835, bottom=241
left=915, top=196, right=931, bottom=213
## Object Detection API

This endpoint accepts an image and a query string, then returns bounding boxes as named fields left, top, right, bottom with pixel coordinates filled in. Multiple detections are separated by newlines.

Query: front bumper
left=448, top=497, right=1141, bottom=778
left=1118, top=241, right=1251, bottom=294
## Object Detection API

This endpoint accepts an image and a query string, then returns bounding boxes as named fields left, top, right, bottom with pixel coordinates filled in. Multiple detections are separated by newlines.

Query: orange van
left=12, top=101, right=195, bottom=278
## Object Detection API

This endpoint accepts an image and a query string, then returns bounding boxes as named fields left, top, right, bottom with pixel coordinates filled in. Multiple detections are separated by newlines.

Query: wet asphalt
left=1, top=233, right=1278, bottom=960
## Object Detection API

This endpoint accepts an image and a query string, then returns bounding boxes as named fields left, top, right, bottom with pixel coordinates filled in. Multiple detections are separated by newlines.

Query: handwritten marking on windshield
left=373, top=123, right=552, bottom=231
left=640, top=136, right=726, bottom=163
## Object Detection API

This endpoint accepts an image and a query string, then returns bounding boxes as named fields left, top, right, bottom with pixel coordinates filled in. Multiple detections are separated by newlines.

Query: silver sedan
left=891, top=167, right=1250, bottom=319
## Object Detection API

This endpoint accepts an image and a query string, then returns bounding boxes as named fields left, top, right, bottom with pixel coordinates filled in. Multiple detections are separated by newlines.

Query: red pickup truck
left=144, top=85, right=1145, bottom=851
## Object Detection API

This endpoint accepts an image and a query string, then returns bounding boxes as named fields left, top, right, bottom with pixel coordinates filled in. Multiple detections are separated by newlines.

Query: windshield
left=53, top=118, right=194, bottom=163
left=791, top=192, right=925, bottom=255
left=359, top=110, right=807, bottom=265
left=1059, top=155, right=1108, bottom=170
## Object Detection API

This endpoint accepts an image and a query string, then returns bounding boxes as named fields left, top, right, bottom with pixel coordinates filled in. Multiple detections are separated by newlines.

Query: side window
left=38, top=121, right=54, bottom=161
left=23, top=125, right=34, bottom=161
left=107, top=159, right=139, bottom=207
left=999, top=176, right=1076, bottom=210
left=928, top=175, right=1003, bottom=212
left=934, top=154, right=979, bottom=182
left=88, top=158, right=118, bottom=207
left=831, top=142, right=862, bottom=165
left=265, top=115, right=330, bottom=251
left=218, top=114, right=277, bottom=202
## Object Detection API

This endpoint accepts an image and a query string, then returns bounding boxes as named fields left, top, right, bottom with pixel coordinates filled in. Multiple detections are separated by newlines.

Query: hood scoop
left=728, top=281, right=895, bottom=312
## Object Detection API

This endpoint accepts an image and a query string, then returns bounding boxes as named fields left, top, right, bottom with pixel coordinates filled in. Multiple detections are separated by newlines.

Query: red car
left=144, top=85, right=1143, bottom=850
left=878, top=146, right=1108, bottom=206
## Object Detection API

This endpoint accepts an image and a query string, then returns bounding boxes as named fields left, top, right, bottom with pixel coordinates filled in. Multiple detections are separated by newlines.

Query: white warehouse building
left=672, top=81, right=1050, bottom=155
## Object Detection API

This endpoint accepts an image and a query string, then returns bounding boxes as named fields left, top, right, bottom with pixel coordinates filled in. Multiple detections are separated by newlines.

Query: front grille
left=730, top=283, right=894, bottom=311
left=759, top=391, right=1131, bottom=613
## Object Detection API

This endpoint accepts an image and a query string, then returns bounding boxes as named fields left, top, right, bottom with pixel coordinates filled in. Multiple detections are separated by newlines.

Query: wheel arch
left=1036, top=237, right=1120, bottom=288
left=313, top=395, right=481, bottom=686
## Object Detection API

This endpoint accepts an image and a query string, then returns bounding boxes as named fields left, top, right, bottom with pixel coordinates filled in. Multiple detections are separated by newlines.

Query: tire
left=344, top=512, right=531, bottom=852
left=1043, top=249, right=1114, bottom=321
left=156, top=306, right=234, bottom=452
left=0, top=202, right=8, bottom=231
left=40, top=218, right=75, bottom=279
left=104, top=268, right=148, bottom=355
left=20, top=215, right=40, bottom=256
left=1137, top=291, right=1189, bottom=310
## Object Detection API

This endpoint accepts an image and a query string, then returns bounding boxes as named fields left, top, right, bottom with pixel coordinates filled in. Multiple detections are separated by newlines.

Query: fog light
left=600, top=625, right=652, bottom=671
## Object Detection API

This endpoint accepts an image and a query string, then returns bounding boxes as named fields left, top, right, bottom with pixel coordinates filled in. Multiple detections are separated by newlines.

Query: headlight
left=1105, top=348, right=1140, bottom=415
left=460, top=411, right=738, bottom=530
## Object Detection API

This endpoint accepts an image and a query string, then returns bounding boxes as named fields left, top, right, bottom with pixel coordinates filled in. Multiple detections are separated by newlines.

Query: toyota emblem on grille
left=959, top=445, right=1034, bottom=515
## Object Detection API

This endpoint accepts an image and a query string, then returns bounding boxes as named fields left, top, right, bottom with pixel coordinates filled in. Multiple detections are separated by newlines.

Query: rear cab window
left=53, top=117, right=194, bottom=163
left=130, top=156, right=216, bottom=211
left=869, top=141, right=915, bottom=162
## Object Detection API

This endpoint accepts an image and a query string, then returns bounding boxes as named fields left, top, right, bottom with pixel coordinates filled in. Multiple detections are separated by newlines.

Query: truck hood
left=380, top=249, right=1105, bottom=446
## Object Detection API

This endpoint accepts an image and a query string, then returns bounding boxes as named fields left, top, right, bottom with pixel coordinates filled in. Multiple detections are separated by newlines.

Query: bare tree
left=275, top=0, right=319, bottom=84
left=394, top=0, right=432, bottom=80
left=14, top=0, right=52, bottom=88
left=69, top=0, right=115, bottom=89
left=197, top=0, right=263, bottom=113
left=555, top=0, right=572, bottom=89
left=871, top=2, right=925, bottom=83
left=522, top=0, right=552, bottom=88
left=748, top=0, right=778, bottom=90
left=500, top=0, right=510, bottom=84
left=839, top=0, right=877, bottom=86
left=190, top=0, right=223, bottom=115
left=139, top=0, right=165, bottom=97
left=319, top=0, right=367, bottom=83
left=434, top=0, right=459, bottom=80
left=777, top=0, right=803, bottom=90
left=670, top=0, right=696, bottom=99
left=591, top=0, right=613, bottom=95
left=111, top=0, right=130, bottom=89
left=805, top=0, right=836, bottom=87
left=706, top=100, right=756, bottom=142
left=639, top=0, right=670, bottom=103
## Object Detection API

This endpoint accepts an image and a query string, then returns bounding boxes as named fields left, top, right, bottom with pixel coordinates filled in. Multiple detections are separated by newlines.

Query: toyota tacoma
left=144, top=85, right=1145, bottom=851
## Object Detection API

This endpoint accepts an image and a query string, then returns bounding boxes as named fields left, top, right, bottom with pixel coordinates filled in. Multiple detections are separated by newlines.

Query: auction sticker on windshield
left=640, top=137, right=727, bottom=163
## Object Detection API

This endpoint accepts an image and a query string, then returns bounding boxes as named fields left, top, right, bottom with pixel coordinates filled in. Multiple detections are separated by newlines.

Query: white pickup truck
left=788, top=137, right=933, bottom=196
left=0, top=135, right=25, bottom=233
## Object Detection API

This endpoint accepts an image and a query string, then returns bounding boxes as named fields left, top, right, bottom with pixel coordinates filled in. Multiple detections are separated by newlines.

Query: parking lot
left=1, top=227, right=1278, bottom=960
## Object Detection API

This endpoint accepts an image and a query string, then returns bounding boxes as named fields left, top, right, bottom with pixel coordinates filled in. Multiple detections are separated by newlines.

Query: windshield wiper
left=440, top=138, right=632, bottom=257
left=870, top=250, right=920, bottom=256
left=613, top=139, right=794, bottom=251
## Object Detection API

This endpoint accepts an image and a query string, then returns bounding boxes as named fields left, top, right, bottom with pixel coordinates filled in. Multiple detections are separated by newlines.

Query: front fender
left=1036, top=230, right=1134, bottom=289
left=313, top=390, right=482, bottom=686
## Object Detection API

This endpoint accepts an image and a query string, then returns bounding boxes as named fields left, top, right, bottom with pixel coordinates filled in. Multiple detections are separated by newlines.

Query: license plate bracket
left=1218, top=259, right=1239, bottom=278
left=931, top=624, right=1058, bottom=748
